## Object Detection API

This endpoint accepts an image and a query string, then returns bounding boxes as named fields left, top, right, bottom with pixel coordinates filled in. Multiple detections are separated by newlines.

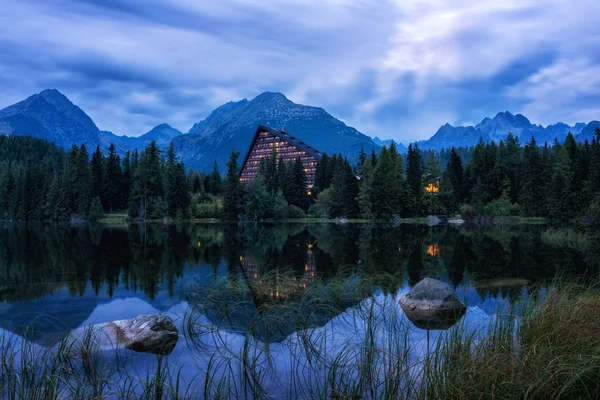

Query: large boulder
left=71, top=314, right=179, bottom=355
left=399, top=278, right=466, bottom=330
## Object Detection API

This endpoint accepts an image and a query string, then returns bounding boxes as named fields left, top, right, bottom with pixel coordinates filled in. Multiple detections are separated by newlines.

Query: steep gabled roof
left=240, top=125, right=322, bottom=169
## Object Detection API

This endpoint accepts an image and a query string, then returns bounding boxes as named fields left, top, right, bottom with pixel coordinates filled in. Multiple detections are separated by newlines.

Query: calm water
left=0, top=222, right=598, bottom=397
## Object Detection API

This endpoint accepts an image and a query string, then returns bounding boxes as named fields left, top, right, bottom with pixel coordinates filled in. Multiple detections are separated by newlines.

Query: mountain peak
left=39, top=88, right=62, bottom=97
left=153, top=123, right=172, bottom=129
left=252, top=92, right=289, bottom=103
left=494, top=111, right=514, bottom=119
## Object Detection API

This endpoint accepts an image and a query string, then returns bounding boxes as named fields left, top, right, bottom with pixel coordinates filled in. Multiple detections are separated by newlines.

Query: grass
left=541, top=227, right=591, bottom=249
left=2, top=274, right=599, bottom=399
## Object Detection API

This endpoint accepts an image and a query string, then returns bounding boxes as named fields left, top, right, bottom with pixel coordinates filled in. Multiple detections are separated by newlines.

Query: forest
left=1, top=129, right=600, bottom=228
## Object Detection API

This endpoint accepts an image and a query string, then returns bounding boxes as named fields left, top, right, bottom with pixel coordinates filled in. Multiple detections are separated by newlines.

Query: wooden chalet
left=239, top=125, right=322, bottom=187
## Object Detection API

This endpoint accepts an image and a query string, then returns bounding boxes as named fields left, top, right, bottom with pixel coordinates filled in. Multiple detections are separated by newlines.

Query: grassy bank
left=1, top=276, right=599, bottom=399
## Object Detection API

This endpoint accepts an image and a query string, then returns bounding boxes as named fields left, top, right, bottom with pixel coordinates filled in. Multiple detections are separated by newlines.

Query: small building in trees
left=239, top=125, right=322, bottom=187
left=423, top=173, right=441, bottom=194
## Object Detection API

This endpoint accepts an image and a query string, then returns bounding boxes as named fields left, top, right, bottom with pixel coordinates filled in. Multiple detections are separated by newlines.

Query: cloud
left=506, top=58, right=600, bottom=125
left=0, top=0, right=599, bottom=141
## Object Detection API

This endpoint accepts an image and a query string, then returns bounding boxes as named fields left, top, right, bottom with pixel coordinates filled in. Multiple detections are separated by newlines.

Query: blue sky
left=1, top=0, right=599, bottom=142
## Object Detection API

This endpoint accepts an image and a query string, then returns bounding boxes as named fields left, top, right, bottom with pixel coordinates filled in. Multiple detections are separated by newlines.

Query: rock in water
left=399, top=278, right=466, bottom=330
left=69, top=314, right=179, bottom=355
left=106, top=314, right=179, bottom=355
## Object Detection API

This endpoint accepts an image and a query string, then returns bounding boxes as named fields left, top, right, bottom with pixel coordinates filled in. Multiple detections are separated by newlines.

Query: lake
left=0, top=222, right=597, bottom=398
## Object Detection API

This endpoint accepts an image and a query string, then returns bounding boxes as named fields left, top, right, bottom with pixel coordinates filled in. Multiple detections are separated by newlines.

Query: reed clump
left=541, top=227, right=591, bottom=249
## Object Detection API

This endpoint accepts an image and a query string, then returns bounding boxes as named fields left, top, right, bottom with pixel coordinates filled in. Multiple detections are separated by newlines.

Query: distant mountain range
left=372, top=137, right=407, bottom=152
left=0, top=89, right=598, bottom=171
left=417, top=111, right=600, bottom=150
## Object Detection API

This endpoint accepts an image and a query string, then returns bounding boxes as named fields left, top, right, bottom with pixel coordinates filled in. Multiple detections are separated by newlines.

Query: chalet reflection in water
left=239, top=125, right=322, bottom=187
left=240, top=242, right=317, bottom=299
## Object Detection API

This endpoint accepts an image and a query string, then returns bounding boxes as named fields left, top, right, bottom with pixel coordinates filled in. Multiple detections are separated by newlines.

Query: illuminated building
left=239, top=125, right=322, bottom=187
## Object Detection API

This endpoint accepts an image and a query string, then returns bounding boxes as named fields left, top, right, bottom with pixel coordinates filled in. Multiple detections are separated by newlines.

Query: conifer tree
left=75, top=145, right=92, bottom=215
left=104, top=143, right=122, bottom=212
left=313, top=154, right=330, bottom=193
left=265, top=149, right=279, bottom=193
left=446, top=148, right=464, bottom=203
left=209, top=161, right=222, bottom=194
left=90, top=145, right=105, bottom=206
left=222, top=149, right=242, bottom=221
left=129, top=141, right=164, bottom=219
left=371, top=146, right=403, bottom=219
left=121, top=151, right=133, bottom=210
left=166, top=143, right=190, bottom=218
left=519, top=137, right=543, bottom=216
left=358, top=147, right=367, bottom=168
left=587, top=128, right=600, bottom=200
left=358, top=158, right=374, bottom=218
left=284, top=157, right=309, bottom=210
left=548, top=148, right=572, bottom=221
left=405, top=143, right=423, bottom=216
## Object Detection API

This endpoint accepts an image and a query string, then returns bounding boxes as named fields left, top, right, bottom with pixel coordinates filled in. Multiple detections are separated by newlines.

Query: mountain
left=419, top=111, right=594, bottom=150
left=575, top=121, right=600, bottom=142
left=130, top=123, right=182, bottom=148
left=3, top=89, right=598, bottom=169
left=188, top=100, right=248, bottom=136
left=372, top=137, right=407, bottom=152
left=173, top=92, right=381, bottom=172
left=0, top=89, right=102, bottom=149
left=0, top=89, right=184, bottom=153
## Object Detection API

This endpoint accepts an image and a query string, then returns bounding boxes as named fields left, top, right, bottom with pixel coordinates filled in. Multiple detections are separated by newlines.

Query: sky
left=1, top=0, right=599, bottom=143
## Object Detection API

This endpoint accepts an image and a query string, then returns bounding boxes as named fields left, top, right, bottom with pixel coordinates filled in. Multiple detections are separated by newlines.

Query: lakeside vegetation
left=1, top=275, right=598, bottom=399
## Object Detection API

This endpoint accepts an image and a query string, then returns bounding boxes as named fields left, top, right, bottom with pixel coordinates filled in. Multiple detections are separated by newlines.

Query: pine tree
left=75, top=145, right=92, bottom=215
left=104, top=143, right=122, bottom=212
left=446, top=148, right=464, bottom=204
left=340, top=158, right=360, bottom=218
left=277, top=156, right=287, bottom=195
left=371, top=146, right=403, bottom=219
left=358, top=158, right=374, bottom=218
left=405, top=143, right=423, bottom=216
left=284, top=157, right=309, bottom=210
left=90, top=145, right=105, bottom=206
left=313, top=154, right=330, bottom=193
left=209, top=161, right=222, bottom=194
left=548, top=148, right=572, bottom=221
left=166, top=143, right=190, bottom=218
left=358, top=147, right=367, bottom=169
left=129, top=141, right=164, bottom=219
left=519, top=137, right=542, bottom=216
left=586, top=128, right=600, bottom=200
left=222, top=149, right=242, bottom=221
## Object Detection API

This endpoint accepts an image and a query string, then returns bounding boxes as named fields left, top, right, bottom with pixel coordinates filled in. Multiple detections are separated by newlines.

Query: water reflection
left=0, top=222, right=597, bottom=343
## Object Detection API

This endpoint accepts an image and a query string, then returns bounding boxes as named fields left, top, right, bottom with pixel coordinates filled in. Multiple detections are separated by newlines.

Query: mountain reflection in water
left=0, top=222, right=596, bottom=344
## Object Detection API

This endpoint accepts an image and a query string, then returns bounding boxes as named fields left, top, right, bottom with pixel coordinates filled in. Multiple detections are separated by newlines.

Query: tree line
left=2, top=128, right=600, bottom=225
left=0, top=137, right=190, bottom=221
left=310, top=128, right=600, bottom=226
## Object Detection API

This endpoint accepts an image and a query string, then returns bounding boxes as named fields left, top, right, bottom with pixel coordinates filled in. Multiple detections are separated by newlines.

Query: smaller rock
left=399, top=278, right=466, bottom=330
